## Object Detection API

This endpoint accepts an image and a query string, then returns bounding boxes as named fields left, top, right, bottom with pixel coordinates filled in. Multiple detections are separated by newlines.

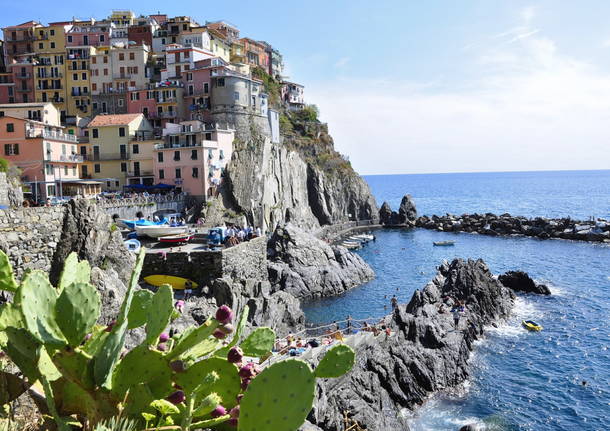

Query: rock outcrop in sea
left=267, top=223, right=375, bottom=299
left=499, top=270, right=551, bottom=295
left=309, top=258, right=515, bottom=431
left=416, top=212, right=610, bottom=242
left=379, top=194, right=418, bottom=226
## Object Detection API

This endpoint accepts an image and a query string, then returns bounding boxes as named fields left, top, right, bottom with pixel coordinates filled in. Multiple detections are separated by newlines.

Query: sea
left=302, top=170, right=610, bottom=431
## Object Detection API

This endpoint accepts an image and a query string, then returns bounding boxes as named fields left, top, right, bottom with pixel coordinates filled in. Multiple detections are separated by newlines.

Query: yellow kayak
left=144, top=275, right=198, bottom=290
left=522, top=320, right=543, bottom=331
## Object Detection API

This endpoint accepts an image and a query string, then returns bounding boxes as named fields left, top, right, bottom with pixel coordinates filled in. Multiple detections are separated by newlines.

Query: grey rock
left=498, top=271, right=551, bottom=295
left=399, top=194, right=417, bottom=222
left=267, top=223, right=374, bottom=299
left=379, top=195, right=417, bottom=226
left=309, top=259, right=514, bottom=431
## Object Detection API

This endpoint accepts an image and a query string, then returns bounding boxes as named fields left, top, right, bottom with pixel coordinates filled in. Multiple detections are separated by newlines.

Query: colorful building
left=0, top=115, right=84, bottom=200
left=152, top=120, right=233, bottom=197
left=0, top=102, right=61, bottom=125
left=240, top=38, right=269, bottom=69
left=210, top=71, right=268, bottom=117
left=281, top=81, right=305, bottom=110
left=161, top=44, right=213, bottom=80
left=86, top=113, right=153, bottom=190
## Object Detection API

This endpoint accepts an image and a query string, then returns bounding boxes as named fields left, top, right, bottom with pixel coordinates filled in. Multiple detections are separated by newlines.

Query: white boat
left=342, top=241, right=362, bottom=249
left=124, top=239, right=141, bottom=253
left=352, top=234, right=375, bottom=242
left=135, top=225, right=188, bottom=238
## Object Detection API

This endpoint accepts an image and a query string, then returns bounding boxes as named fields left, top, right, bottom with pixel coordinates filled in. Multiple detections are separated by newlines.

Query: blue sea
left=302, top=170, right=610, bottom=431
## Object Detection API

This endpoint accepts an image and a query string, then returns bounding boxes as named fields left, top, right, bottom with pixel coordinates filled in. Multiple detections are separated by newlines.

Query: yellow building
left=86, top=113, right=153, bottom=190
left=128, top=129, right=163, bottom=186
left=65, top=46, right=95, bottom=117
left=208, top=29, right=231, bottom=63
left=32, top=24, right=70, bottom=120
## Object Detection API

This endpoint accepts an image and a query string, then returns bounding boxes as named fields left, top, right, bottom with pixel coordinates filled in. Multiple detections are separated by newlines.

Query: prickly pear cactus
left=240, top=327, right=275, bottom=357
left=128, top=289, right=153, bottom=329
left=238, top=359, right=316, bottom=431
left=112, top=345, right=171, bottom=399
left=56, top=281, right=101, bottom=347
left=144, top=284, right=173, bottom=345
left=314, top=344, right=355, bottom=378
left=0, top=251, right=17, bottom=292
left=57, top=252, right=91, bottom=292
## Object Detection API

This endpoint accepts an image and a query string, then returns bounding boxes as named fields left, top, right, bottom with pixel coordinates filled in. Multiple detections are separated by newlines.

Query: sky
left=3, top=0, right=610, bottom=174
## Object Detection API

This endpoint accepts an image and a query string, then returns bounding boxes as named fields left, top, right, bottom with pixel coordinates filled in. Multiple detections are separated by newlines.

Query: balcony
left=147, top=111, right=178, bottom=119
left=15, top=74, right=31, bottom=79
left=83, top=153, right=130, bottom=161
left=6, top=34, right=36, bottom=42
left=155, top=140, right=202, bottom=150
left=67, top=64, right=88, bottom=70
left=37, top=85, right=63, bottom=91
left=44, top=152, right=84, bottom=163
left=113, top=73, right=134, bottom=80
left=27, top=129, right=79, bottom=142
left=132, top=132, right=156, bottom=141
left=127, top=170, right=153, bottom=177
left=36, top=72, right=63, bottom=79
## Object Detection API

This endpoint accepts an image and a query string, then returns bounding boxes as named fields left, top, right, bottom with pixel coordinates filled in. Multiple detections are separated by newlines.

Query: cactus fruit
left=314, top=343, right=356, bottom=378
left=0, top=250, right=17, bottom=292
left=166, top=390, right=185, bottom=405
left=213, top=329, right=227, bottom=339
left=227, top=347, right=243, bottom=364
left=210, top=405, right=226, bottom=418
left=238, top=363, right=256, bottom=379
left=55, top=281, right=101, bottom=347
left=144, top=285, right=173, bottom=346
left=159, top=332, right=170, bottom=343
left=215, top=305, right=233, bottom=324
left=239, top=327, right=276, bottom=357
left=238, top=359, right=316, bottom=431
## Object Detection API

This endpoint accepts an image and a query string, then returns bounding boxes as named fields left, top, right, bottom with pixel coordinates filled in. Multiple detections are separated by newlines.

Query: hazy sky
left=4, top=1, right=610, bottom=174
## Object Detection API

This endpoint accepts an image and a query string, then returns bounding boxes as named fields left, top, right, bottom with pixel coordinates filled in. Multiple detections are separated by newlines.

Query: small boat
left=159, top=233, right=195, bottom=244
left=118, top=219, right=165, bottom=230
left=352, top=234, right=375, bottom=241
left=342, top=241, right=361, bottom=250
left=433, top=241, right=455, bottom=246
left=135, top=225, right=188, bottom=238
left=144, top=275, right=199, bottom=290
left=123, top=239, right=141, bottom=253
left=522, top=320, right=543, bottom=331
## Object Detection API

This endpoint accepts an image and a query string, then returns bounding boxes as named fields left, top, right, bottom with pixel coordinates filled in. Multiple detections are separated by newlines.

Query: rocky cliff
left=309, top=259, right=514, bottom=431
left=267, top=223, right=375, bottom=299
left=217, top=107, right=378, bottom=231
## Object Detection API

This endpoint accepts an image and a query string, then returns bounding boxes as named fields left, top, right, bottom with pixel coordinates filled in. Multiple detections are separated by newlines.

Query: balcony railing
left=132, top=132, right=156, bottom=141
left=26, top=129, right=79, bottom=142
left=83, top=153, right=130, bottom=161
left=44, top=153, right=84, bottom=163
left=113, top=73, right=134, bottom=80
left=147, top=111, right=178, bottom=119
left=5, top=35, right=36, bottom=42
left=127, top=170, right=153, bottom=177
left=155, top=141, right=203, bottom=150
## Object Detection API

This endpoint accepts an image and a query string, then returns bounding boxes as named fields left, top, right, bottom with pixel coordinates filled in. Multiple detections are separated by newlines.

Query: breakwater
left=415, top=213, right=610, bottom=242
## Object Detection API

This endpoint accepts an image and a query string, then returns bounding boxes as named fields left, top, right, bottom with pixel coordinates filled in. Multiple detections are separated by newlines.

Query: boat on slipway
left=144, top=275, right=199, bottom=290
left=159, top=233, right=195, bottom=244
left=135, top=225, right=188, bottom=238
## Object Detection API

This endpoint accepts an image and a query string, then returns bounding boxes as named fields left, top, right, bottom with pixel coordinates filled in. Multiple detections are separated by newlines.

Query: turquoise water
left=302, top=170, right=610, bottom=431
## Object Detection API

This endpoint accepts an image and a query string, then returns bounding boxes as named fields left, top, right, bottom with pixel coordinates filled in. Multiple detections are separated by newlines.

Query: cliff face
left=218, top=109, right=378, bottom=231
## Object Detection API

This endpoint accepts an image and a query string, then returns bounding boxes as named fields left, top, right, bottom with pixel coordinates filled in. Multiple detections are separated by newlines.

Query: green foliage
left=251, top=66, right=281, bottom=107
left=0, top=248, right=355, bottom=431
left=0, top=159, right=8, bottom=174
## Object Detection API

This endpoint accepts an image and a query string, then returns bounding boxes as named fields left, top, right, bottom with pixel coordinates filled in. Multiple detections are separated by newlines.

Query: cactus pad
left=314, top=344, right=355, bottom=378
left=239, top=327, right=276, bottom=357
left=16, top=270, right=66, bottom=347
left=214, top=305, right=249, bottom=359
left=57, top=253, right=91, bottom=292
left=175, top=358, right=240, bottom=409
left=239, top=359, right=316, bottom=431
left=3, top=327, right=42, bottom=381
left=167, top=318, right=220, bottom=360
left=0, top=250, right=17, bottom=292
left=56, top=282, right=101, bottom=347
left=112, top=345, right=171, bottom=399
left=144, top=285, right=173, bottom=345
left=52, top=349, right=94, bottom=389
left=128, top=289, right=153, bottom=329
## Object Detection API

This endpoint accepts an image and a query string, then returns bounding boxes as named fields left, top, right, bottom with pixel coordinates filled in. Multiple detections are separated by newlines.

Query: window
left=50, top=42, right=55, bottom=49
left=118, top=127, right=126, bottom=137
left=118, top=99, right=124, bottom=107
left=39, top=43, right=44, bottom=49
left=92, top=128, right=99, bottom=138
left=103, top=68, right=108, bottom=76
left=205, top=132, right=212, bottom=141
left=132, top=144, right=139, bottom=154
left=82, top=165, right=88, bottom=176
left=129, top=52, right=135, bottom=60
left=3, top=144, right=19, bottom=155
left=173, top=151, right=180, bottom=161
left=119, top=53, right=124, bottom=61
left=103, top=56, right=108, bottom=64
left=46, top=164, right=52, bottom=175
left=157, top=152, right=163, bottom=162
left=187, top=73, right=192, bottom=81
left=100, top=35, right=105, bottom=42
left=92, top=83, right=97, bottom=91
left=50, top=29, right=55, bottom=36
left=73, top=73, right=78, bottom=80
left=6, top=123, right=14, bottom=133
left=217, top=78, right=225, bottom=87
left=204, top=83, right=209, bottom=93
left=91, top=57, right=96, bottom=64
left=192, top=167, right=199, bottom=178
left=234, top=91, right=240, bottom=101
left=115, top=181, right=119, bottom=187
left=64, top=166, right=68, bottom=175
left=159, top=169, right=164, bottom=179
left=120, top=162, right=127, bottom=172
left=82, top=72, right=86, bottom=80
left=67, top=35, right=73, bottom=43
left=175, top=168, right=181, bottom=178
left=106, top=181, right=110, bottom=187
left=191, top=149, right=198, bottom=160
left=94, top=164, right=101, bottom=173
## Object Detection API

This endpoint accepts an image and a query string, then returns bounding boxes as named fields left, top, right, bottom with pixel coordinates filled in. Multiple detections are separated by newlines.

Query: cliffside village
left=0, top=11, right=306, bottom=203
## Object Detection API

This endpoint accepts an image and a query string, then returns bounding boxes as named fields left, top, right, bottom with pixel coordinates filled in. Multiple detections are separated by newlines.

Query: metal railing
left=26, top=129, right=79, bottom=142
left=155, top=141, right=203, bottom=150
left=83, top=153, right=130, bottom=161
left=44, top=153, right=84, bottom=163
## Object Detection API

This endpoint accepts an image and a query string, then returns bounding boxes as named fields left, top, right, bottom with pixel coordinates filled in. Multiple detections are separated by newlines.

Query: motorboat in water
left=135, top=225, right=188, bottom=238
left=433, top=241, right=455, bottom=246
left=522, top=320, right=543, bottom=331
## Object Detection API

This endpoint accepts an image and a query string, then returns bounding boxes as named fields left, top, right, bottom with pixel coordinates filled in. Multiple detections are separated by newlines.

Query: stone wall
left=141, top=236, right=268, bottom=286
left=99, top=198, right=185, bottom=220
left=0, top=206, right=65, bottom=276
left=0, top=172, right=23, bottom=208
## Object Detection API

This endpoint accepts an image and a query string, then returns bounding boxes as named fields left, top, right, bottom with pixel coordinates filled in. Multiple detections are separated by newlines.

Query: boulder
left=498, top=271, right=551, bottom=295
left=398, top=194, right=417, bottom=222
left=379, top=201, right=394, bottom=225
left=309, top=259, right=514, bottom=431
left=267, top=223, right=374, bottom=299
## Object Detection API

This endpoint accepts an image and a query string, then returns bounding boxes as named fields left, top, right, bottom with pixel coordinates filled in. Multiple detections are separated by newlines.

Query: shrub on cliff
left=0, top=158, right=8, bottom=173
left=0, top=249, right=355, bottom=431
left=252, top=66, right=281, bottom=107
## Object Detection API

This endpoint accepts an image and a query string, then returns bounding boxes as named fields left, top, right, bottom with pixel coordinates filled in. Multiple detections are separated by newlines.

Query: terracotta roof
left=88, top=113, right=143, bottom=127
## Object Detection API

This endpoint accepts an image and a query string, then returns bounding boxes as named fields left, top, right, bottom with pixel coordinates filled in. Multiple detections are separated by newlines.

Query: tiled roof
left=88, top=113, right=143, bottom=127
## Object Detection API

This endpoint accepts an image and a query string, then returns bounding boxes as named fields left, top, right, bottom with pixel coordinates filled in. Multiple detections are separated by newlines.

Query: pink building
left=65, top=22, right=111, bottom=47
left=161, top=44, right=214, bottom=80
left=152, top=120, right=233, bottom=197
left=0, top=116, right=88, bottom=200
left=7, top=63, right=35, bottom=103
left=127, top=81, right=187, bottom=130
left=183, top=57, right=230, bottom=120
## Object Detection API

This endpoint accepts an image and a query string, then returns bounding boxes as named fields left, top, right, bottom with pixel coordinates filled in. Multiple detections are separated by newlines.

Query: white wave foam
left=535, top=278, right=566, bottom=296
left=485, top=297, right=541, bottom=338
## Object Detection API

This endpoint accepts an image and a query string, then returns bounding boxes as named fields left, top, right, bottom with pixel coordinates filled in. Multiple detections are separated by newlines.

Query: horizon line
left=359, top=168, right=610, bottom=177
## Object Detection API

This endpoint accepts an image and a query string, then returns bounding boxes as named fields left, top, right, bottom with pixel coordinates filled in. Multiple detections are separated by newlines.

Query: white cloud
left=308, top=31, right=610, bottom=175
left=334, top=56, right=350, bottom=68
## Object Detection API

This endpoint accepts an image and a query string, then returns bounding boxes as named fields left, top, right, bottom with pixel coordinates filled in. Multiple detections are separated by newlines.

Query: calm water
left=302, top=170, right=610, bottom=431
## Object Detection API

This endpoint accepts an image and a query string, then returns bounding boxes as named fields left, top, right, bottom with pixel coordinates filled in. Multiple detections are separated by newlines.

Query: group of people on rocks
left=224, top=225, right=263, bottom=247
